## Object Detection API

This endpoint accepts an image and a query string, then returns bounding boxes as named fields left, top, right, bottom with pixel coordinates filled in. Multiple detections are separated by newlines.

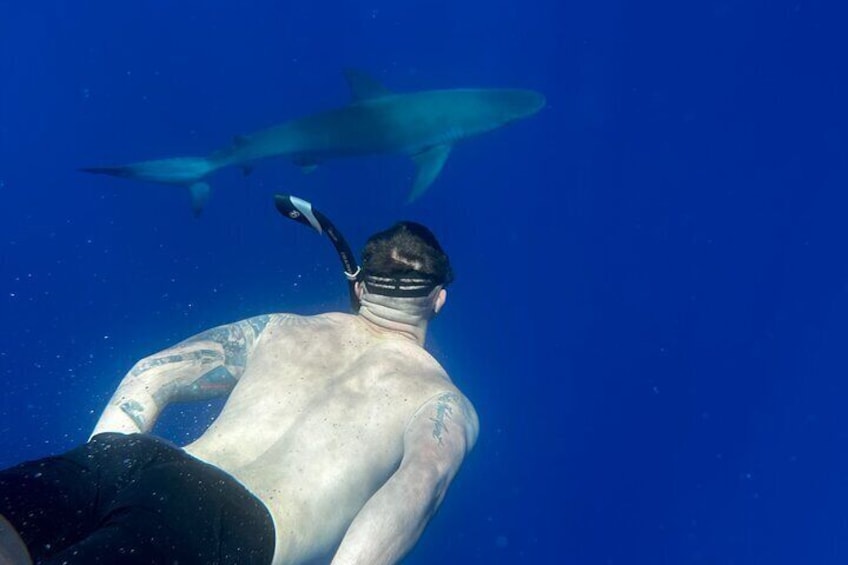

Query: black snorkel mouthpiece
left=274, top=194, right=361, bottom=312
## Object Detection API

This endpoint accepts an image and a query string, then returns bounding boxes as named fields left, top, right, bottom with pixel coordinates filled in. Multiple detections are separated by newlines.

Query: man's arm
left=331, top=392, right=479, bottom=565
left=90, top=314, right=272, bottom=438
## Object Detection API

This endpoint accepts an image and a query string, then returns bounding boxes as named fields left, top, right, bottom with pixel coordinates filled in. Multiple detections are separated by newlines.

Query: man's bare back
left=187, top=312, right=476, bottom=563
left=91, top=311, right=478, bottom=564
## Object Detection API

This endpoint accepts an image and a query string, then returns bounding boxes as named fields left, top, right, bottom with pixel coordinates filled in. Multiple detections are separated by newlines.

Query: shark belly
left=231, top=102, right=468, bottom=165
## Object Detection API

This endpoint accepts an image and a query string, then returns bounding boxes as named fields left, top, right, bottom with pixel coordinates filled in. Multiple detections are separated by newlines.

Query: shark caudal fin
left=81, top=156, right=218, bottom=215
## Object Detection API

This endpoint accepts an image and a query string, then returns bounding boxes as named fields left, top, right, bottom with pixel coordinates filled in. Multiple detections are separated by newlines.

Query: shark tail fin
left=80, top=157, right=215, bottom=184
left=81, top=156, right=218, bottom=214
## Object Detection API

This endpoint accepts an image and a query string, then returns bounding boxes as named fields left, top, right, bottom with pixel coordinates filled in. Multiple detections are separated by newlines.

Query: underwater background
left=2, top=1, right=848, bottom=563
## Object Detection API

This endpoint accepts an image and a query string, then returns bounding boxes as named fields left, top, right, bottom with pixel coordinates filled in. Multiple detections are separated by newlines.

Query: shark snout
left=509, top=89, right=547, bottom=119
left=483, top=88, right=546, bottom=125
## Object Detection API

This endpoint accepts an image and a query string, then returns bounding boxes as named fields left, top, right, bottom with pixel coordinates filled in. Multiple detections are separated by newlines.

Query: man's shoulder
left=253, top=311, right=354, bottom=330
left=419, top=389, right=479, bottom=448
left=403, top=388, right=479, bottom=467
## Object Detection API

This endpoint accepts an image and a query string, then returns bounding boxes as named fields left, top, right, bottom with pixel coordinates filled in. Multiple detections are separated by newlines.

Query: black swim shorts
left=0, top=432, right=275, bottom=564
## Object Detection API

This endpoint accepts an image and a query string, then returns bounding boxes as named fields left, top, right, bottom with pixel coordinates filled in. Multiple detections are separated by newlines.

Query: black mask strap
left=362, top=273, right=441, bottom=298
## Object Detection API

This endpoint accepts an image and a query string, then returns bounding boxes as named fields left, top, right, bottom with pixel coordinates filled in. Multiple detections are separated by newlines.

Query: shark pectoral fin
left=292, top=155, right=320, bottom=174
left=343, top=69, right=393, bottom=102
left=409, top=144, right=452, bottom=202
left=188, top=182, right=211, bottom=217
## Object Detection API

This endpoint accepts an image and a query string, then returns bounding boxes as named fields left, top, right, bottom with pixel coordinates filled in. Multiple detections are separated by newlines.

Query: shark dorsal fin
left=344, top=69, right=392, bottom=102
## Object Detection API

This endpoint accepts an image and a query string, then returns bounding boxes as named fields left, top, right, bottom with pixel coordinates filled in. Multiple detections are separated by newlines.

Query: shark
left=82, top=70, right=546, bottom=214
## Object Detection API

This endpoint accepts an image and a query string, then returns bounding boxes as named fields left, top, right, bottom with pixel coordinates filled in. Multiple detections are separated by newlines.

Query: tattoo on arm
left=430, top=393, right=460, bottom=445
left=247, top=314, right=272, bottom=335
left=128, top=350, right=224, bottom=379
left=120, top=399, right=148, bottom=430
left=152, top=365, right=238, bottom=404
left=127, top=314, right=272, bottom=407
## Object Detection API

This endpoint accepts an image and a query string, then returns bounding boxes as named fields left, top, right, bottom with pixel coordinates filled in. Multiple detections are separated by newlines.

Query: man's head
left=356, top=221, right=452, bottom=315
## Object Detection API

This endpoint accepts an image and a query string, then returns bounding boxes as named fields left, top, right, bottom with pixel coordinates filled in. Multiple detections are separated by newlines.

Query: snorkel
left=274, top=194, right=362, bottom=312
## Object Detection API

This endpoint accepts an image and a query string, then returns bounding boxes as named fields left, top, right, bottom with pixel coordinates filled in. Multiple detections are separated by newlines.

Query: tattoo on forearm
left=120, top=399, right=147, bottom=430
left=129, top=350, right=225, bottom=378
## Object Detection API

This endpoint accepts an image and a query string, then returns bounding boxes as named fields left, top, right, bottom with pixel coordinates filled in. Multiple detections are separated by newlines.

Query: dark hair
left=361, top=221, right=454, bottom=286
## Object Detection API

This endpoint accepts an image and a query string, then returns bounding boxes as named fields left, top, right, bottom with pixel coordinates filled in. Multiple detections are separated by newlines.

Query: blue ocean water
left=2, top=1, right=848, bottom=563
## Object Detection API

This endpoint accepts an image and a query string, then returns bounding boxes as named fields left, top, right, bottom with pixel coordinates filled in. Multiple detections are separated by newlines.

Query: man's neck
left=356, top=292, right=432, bottom=346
